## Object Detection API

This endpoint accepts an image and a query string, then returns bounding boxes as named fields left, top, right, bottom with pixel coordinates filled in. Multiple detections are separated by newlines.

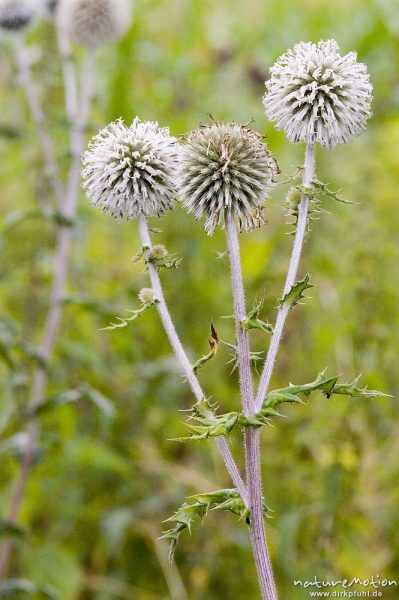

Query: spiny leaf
left=263, top=370, right=339, bottom=409
left=175, top=372, right=388, bottom=441
left=279, top=274, right=313, bottom=310
left=311, top=178, right=355, bottom=205
left=332, top=376, right=391, bottom=399
left=193, top=323, right=219, bottom=374
left=160, top=489, right=254, bottom=562
left=223, top=340, right=264, bottom=373
left=147, top=252, right=182, bottom=270
left=241, top=299, right=273, bottom=334
left=100, top=298, right=159, bottom=331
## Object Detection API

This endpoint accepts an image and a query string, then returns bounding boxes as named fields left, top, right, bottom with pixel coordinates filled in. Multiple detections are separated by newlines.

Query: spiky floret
left=82, top=118, right=179, bottom=220
left=57, top=0, right=132, bottom=49
left=178, top=122, right=279, bottom=235
left=0, top=0, right=38, bottom=31
left=263, top=40, right=373, bottom=149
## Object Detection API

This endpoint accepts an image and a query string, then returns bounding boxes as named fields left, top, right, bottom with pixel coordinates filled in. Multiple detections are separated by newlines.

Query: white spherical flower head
left=82, top=118, right=179, bottom=221
left=178, top=122, right=279, bottom=235
left=57, top=0, right=132, bottom=49
left=0, top=0, right=38, bottom=31
left=263, top=40, right=373, bottom=149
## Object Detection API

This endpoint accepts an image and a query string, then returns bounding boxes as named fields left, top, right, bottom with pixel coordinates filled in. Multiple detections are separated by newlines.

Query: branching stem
left=136, top=215, right=248, bottom=505
left=225, top=211, right=278, bottom=600
left=255, top=144, right=316, bottom=413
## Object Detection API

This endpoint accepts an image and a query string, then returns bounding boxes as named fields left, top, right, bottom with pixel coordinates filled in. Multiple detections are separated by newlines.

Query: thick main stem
left=0, top=53, right=96, bottom=581
left=255, top=144, right=316, bottom=413
left=136, top=214, right=248, bottom=505
left=224, top=212, right=278, bottom=600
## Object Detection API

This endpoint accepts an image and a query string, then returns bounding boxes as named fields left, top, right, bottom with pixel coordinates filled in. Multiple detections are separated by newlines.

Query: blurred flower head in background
left=0, top=0, right=39, bottom=32
left=57, top=0, right=132, bottom=49
left=82, top=118, right=179, bottom=220
left=263, top=39, right=373, bottom=149
left=178, top=122, right=279, bottom=235
left=43, top=0, right=58, bottom=17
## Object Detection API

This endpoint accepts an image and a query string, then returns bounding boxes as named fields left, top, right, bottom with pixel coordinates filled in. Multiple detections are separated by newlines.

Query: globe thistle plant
left=82, top=118, right=179, bottom=221
left=263, top=39, right=373, bottom=149
left=57, top=0, right=132, bottom=49
left=178, top=122, right=279, bottom=235
left=0, top=0, right=38, bottom=31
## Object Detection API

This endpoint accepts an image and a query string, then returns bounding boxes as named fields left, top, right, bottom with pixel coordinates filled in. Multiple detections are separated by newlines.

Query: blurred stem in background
left=0, top=44, right=97, bottom=580
left=12, top=36, right=62, bottom=207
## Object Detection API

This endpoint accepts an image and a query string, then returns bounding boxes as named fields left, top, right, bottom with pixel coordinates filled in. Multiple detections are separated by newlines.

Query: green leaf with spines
left=332, top=375, right=391, bottom=399
left=147, top=252, right=182, bottom=270
left=175, top=372, right=389, bottom=441
left=279, top=274, right=313, bottom=311
left=222, top=340, right=264, bottom=373
left=241, top=299, right=273, bottom=334
left=100, top=298, right=159, bottom=331
left=193, top=324, right=219, bottom=374
left=161, top=489, right=263, bottom=561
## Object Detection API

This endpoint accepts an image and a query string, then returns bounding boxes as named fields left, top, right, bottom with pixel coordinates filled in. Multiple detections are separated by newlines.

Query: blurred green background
left=0, top=0, right=398, bottom=598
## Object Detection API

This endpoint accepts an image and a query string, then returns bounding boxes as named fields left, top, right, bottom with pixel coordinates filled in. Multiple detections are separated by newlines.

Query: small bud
left=57, top=0, right=132, bottom=49
left=138, top=287, right=156, bottom=305
left=149, top=244, right=168, bottom=260
left=0, top=0, right=38, bottom=32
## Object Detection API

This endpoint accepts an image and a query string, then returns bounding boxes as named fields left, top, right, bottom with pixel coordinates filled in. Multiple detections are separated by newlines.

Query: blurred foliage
left=0, top=0, right=398, bottom=598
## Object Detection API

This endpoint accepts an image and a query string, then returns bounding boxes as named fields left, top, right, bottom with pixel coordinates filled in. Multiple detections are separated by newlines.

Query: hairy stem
left=224, top=212, right=278, bottom=600
left=136, top=214, right=248, bottom=505
left=13, top=37, right=63, bottom=206
left=0, top=53, right=96, bottom=581
left=254, top=144, right=316, bottom=412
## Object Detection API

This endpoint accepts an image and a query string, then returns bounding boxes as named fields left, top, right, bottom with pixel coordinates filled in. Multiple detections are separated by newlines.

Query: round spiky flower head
left=263, top=40, right=373, bottom=149
left=57, top=0, right=132, bottom=49
left=82, top=118, right=179, bottom=221
left=0, top=0, right=38, bottom=32
left=178, top=122, right=279, bottom=235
